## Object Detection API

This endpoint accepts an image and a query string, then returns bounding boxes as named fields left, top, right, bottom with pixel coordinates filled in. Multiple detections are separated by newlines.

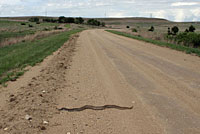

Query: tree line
left=29, top=17, right=106, bottom=27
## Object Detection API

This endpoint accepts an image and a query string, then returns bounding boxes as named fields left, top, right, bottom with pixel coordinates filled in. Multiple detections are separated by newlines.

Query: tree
left=58, top=16, right=66, bottom=23
left=126, top=26, right=130, bottom=28
left=172, top=26, right=179, bottom=35
left=65, top=17, right=75, bottom=23
left=148, top=26, right=154, bottom=32
left=189, top=25, right=196, bottom=32
left=75, top=17, right=84, bottom=24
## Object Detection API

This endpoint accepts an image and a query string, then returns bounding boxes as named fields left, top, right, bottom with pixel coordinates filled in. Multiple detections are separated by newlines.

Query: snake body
left=58, top=105, right=133, bottom=112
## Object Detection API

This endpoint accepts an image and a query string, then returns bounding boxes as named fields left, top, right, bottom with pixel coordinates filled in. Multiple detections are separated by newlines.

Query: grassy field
left=106, top=30, right=200, bottom=56
left=0, top=20, right=59, bottom=42
left=65, top=24, right=71, bottom=28
left=0, top=28, right=84, bottom=85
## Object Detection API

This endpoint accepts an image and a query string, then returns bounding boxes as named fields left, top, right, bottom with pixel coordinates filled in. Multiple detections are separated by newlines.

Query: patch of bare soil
left=0, top=34, right=79, bottom=134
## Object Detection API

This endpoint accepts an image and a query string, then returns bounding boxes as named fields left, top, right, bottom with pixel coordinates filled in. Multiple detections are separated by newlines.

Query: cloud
left=171, top=2, right=198, bottom=7
left=0, top=0, right=200, bottom=22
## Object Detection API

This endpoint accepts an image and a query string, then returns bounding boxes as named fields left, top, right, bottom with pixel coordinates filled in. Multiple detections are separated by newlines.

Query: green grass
left=65, top=24, right=71, bottom=28
left=0, top=20, right=59, bottom=42
left=0, top=30, right=35, bottom=42
left=0, top=28, right=84, bottom=84
left=106, top=30, right=200, bottom=56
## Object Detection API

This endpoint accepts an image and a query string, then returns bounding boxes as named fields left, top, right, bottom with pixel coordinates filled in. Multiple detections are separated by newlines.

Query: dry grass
left=0, top=29, right=66, bottom=48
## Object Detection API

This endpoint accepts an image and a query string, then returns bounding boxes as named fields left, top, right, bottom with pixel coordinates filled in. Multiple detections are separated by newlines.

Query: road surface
left=1, top=29, right=200, bottom=134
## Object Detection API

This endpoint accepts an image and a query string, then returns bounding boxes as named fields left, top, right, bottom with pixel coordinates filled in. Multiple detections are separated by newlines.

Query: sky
left=0, top=0, right=200, bottom=22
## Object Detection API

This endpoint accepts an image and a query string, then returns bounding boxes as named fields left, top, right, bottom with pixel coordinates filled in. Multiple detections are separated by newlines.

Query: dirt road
left=1, top=29, right=200, bottom=134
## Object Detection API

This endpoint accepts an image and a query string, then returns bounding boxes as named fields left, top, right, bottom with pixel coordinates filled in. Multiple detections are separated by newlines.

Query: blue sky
left=0, top=0, right=200, bottom=22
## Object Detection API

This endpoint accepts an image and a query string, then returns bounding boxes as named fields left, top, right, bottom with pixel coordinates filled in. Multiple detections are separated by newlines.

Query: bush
left=58, top=16, right=66, bottom=23
left=21, top=22, right=26, bottom=25
left=54, top=26, right=58, bottom=30
left=172, top=26, right=179, bottom=35
left=189, top=25, right=196, bottom=32
left=132, top=28, right=137, bottom=32
left=44, top=28, right=49, bottom=31
left=126, top=26, right=130, bottom=28
left=148, top=26, right=154, bottom=32
left=168, top=27, right=172, bottom=35
left=29, top=17, right=39, bottom=22
left=43, top=18, right=57, bottom=23
left=58, top=16, right=75, bottom=23
left=101, top=22, right=106, bottom=27
left=174, top=32, right=200, bottom=48
left=75, top=17, right=84, bottom=24
left=185, top=29, right=189, bottom=33
left=28, top=24, right=33, bottom=27
left=87, top=19, right=101, bottom=26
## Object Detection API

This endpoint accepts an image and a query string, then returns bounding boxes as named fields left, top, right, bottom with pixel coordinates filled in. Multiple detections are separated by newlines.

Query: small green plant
left=148, top=26, right=154, bottom=32
left=132, top=28, right=137, bottom=32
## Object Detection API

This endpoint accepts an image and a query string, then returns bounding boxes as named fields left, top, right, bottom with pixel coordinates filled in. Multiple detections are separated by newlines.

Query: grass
left=0, top=20, right=59, bottom=42
left=106, top=30, right=200, bottom=56
left=65, top=24, right=71, bottom=28
left=0, top=28, right=84, bottom=84
left=0, top=30, right=35, bottom=42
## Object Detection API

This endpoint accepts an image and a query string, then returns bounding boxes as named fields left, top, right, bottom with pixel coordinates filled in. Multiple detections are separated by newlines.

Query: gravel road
left=1, top=29, right=200, bottom=134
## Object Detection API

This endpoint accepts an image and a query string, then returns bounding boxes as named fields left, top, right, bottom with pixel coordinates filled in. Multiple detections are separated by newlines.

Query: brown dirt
left=1, top=29, right=200, bottom=134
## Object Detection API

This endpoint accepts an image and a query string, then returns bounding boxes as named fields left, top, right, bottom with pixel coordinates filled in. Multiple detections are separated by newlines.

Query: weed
left=106, top=30, right=200, bottom=56
left=0, top=29, right=85, bottom=84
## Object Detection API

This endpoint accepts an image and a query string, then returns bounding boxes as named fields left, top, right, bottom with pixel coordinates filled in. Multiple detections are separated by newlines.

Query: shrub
left=189, top=25, right=196, bottom=32
left=148, top=26, right=154, bottom=32
left=44, top=28, right=49, bottom=31
left=132, top=28, right=137, bottom=32
left=54, top=26, right=58, bottom=30
left=65, top=17, right=75, bottom=23
left=126, top=26, right=130, bottom=28
left=28, top=24, right=33, bottom=27
left=58, top=16, right=75, bottom=23
left=58, top=16, right=66, bottom=23
left=43, top=18, right=57, bottom=23
left=21, top=22, right=26, bottom=25
left=29, top=17, right=39, bottom=22
left=172, top=26, right=179, bottom=35
left=87, top=19, right=101, bottom=26
left=101, top=22, right=106, bottom=27
left=168, top=27, right=172, bottom=35
left=175, top=32, right=200, bottom=47
left=185, top=29, right=189, bottom=33
left=75, top=17, right=84, bottom=24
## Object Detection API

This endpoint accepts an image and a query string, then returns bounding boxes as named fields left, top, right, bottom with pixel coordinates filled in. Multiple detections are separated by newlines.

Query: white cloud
left=0, top=0, right=200, bottom=22
left=171, top=2, right=198, bottom=7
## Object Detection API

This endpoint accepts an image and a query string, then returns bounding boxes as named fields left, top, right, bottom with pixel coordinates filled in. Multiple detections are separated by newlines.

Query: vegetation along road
left=1, top=29, right=200, bottom=134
